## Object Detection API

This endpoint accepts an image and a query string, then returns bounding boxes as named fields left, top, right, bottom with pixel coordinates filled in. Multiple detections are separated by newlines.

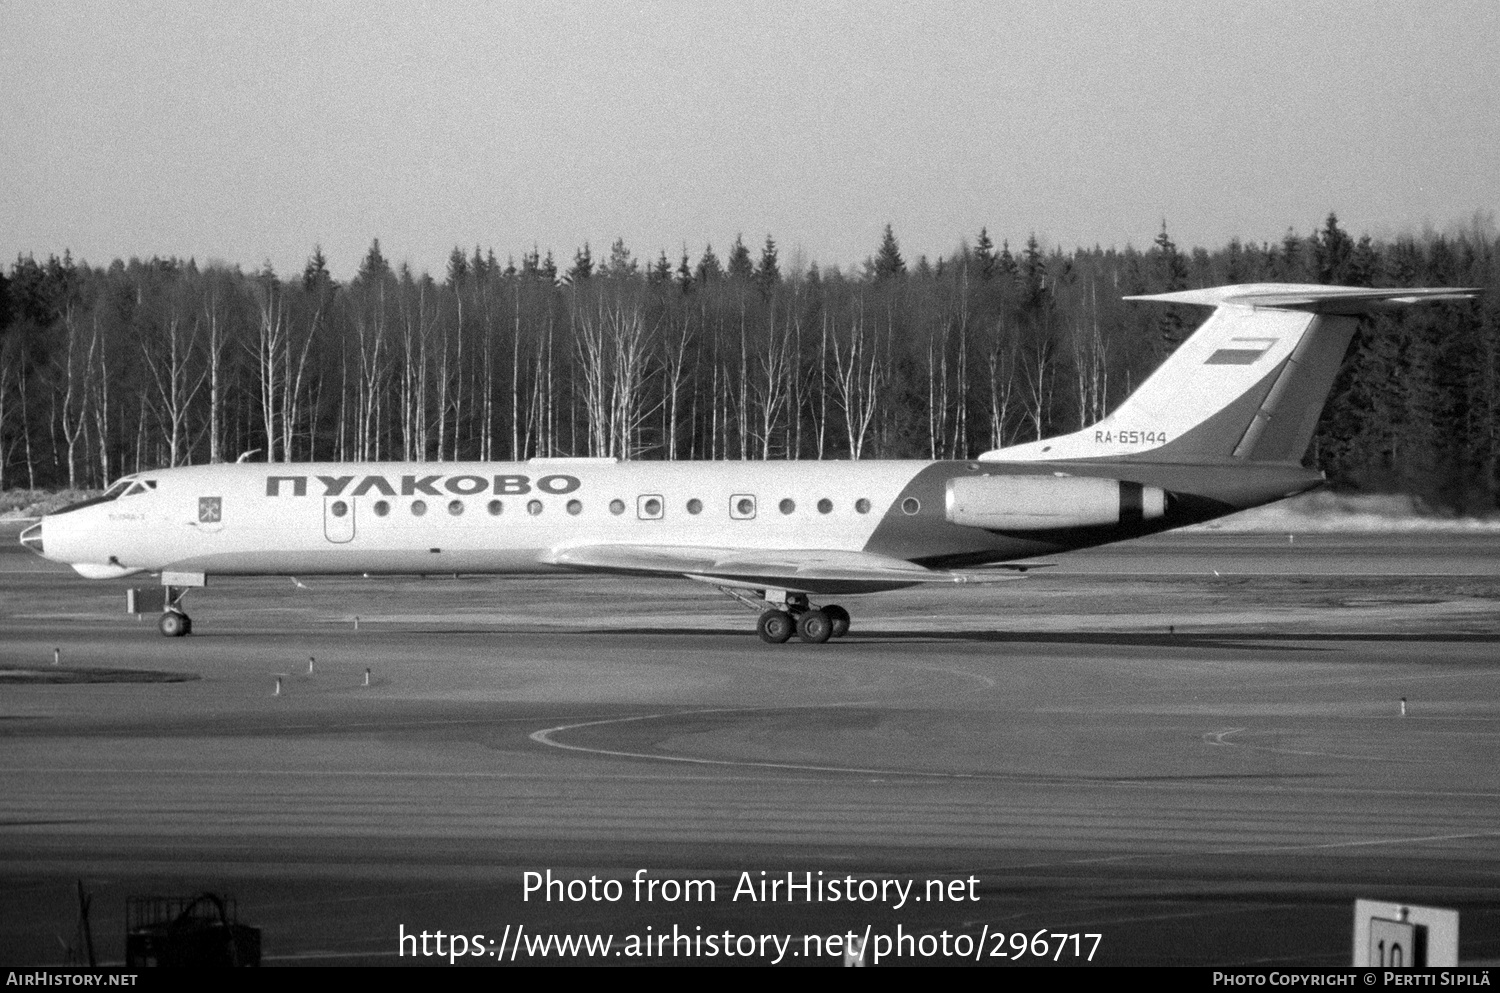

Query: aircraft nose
left=19, top=521, right=44, bottom=557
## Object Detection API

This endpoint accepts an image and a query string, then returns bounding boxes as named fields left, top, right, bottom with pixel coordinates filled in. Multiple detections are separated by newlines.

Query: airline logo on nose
left=1205, top=337, right=1278, bottom=365
left=199, top=497, right=222, bottom=523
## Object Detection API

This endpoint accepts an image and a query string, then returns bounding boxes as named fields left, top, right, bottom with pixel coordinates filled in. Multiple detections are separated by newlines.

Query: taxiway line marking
left=527, top=705, right=1004, bottom=780
left=526, top=703, right=1173, bottom=781
left=529, top=708, right=1500, bottom=788
left=1202, top=726, right=1426, bottom=763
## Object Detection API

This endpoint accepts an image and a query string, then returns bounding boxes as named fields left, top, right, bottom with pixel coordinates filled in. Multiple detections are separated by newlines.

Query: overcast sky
left=3, top=0, right=1497, bottom=280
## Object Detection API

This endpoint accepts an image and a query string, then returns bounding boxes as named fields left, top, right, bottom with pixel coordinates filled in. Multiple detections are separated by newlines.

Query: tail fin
left=980, top=283, right=1482, bottom=466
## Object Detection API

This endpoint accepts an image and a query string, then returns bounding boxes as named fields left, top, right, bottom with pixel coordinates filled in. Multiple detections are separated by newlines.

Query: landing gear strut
left=716, top=587, right=851, bottom=645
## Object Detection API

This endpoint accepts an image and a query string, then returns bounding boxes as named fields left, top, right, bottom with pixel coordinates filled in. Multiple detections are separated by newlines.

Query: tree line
left=1, top=215, right=1497, bottom=511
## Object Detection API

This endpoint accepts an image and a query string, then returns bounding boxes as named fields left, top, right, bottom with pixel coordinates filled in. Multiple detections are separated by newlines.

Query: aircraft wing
left=544, top=544, right=1029, bottom=594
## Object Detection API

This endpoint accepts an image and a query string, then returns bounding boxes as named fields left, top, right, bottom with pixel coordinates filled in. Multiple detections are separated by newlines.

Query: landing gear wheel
left=758, top=610, right=794, bottom=644
left=823, top=604, right=850, bottom=639
left=158, top=611, right=190, bottom=638
left=797, top=609, right=833, bottom=644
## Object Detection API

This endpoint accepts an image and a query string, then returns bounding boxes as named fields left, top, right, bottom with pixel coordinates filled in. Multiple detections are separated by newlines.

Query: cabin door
left=323, top=496, right=356, bottom=543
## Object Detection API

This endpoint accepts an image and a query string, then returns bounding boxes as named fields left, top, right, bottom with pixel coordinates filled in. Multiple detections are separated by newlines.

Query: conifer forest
left=2, top=215, right=1498, bottom=511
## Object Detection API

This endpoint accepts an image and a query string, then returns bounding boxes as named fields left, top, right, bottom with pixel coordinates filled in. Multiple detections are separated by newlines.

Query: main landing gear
left=717, top=588, right=851, bottom=645
left=758, top=602, right=849, bottom=644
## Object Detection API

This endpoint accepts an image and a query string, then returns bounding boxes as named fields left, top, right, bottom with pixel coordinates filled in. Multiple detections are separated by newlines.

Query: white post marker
left=1352, top=899, right=1458, bottom=967
left=53, top=648, right=60, bottom=666
left=363, top=668, right=370, bottom=687
left=1400, top=697, right=1407, bottom=717
left=308, top=656, right=315, bottom=675
left=274, top=676, right=282, bottom=697
left=354, top=616, right=360, bottom=632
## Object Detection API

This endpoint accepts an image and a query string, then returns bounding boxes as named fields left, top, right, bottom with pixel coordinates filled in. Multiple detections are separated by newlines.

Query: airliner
left=18, top=283, right=1479, bottom=643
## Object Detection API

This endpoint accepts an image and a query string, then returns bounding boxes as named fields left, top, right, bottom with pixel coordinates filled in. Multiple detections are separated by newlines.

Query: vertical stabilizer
left=980, top=283, right=1480, bottom=466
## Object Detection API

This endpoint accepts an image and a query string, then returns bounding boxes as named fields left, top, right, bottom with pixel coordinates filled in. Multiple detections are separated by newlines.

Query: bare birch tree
left=831, top=299, right=883, bottom=459
left=1069, top=278, right=1109, bottom=428
left=55, top=304, right=95, bottom=488
left=660, top=304, right=694, bottom=460
left=987, top=312, right=1020, bottom=450
left=200, top=271, right=230, bottom=462
left=573, top=284, right=655, bottom=458
left=752, top=300, right=792, bottom=459
left=251, top=269, right=287, bottom=462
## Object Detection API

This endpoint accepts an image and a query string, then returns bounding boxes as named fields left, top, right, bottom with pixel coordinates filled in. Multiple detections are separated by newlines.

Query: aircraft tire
left=797, top=609, right=833, bottom=644
left=824, top=605, right=850, bottom=638
left=758, top=611, right=794, bottom=644
left=158, top=611, right=188, bottom=638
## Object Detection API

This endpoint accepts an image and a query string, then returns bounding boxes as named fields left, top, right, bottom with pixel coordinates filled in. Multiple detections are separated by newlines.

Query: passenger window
left=687, top=498, right=702, bottom=515
left=637, top=495, right=664, bottom=520
left=374, top=500, right=390, bottom=517
left=609, top=499, right=626, bottom=515
left=730, top=495, right=756, bottom=520
left=527, top=500, right=543, bottom=516
left=447, top=500, right=464, bottom=516
left=567, top=499, right=582, bottom=516
left=779, top=498, right=796, bottom=515
left=817, top=498, right=833, bottom=514
left=488, top=499, right=503, bottom=516
left=855, top=498, right=872, bottom=514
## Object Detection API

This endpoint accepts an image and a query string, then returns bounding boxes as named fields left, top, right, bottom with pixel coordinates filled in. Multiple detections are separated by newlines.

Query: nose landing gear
left=157, top=584, right=193, bottom=637
left=158, top=610, right=192, bottom=637
left=126, top=581, right=201, bottom=636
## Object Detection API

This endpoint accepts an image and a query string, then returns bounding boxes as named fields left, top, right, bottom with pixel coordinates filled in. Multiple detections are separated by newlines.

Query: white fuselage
left=38, top=458, right=939, bottom=578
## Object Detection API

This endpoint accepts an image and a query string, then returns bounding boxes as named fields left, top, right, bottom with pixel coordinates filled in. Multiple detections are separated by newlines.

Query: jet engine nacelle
left=945, top=475, right=1167, bottom=531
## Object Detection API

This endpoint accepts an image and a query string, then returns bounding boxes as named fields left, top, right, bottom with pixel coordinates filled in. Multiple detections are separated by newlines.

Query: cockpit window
left=49, top=475, right=139, bottom=517
left=124, top=481, right=150, bottom=497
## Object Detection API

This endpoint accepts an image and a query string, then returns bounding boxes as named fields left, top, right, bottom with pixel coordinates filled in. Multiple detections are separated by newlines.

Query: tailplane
left=980, top=283, right=1481, bottom=465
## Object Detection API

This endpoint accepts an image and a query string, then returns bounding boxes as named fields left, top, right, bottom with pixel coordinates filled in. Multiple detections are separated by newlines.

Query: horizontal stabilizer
left=1124, top=283, right=1483, bottom=315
